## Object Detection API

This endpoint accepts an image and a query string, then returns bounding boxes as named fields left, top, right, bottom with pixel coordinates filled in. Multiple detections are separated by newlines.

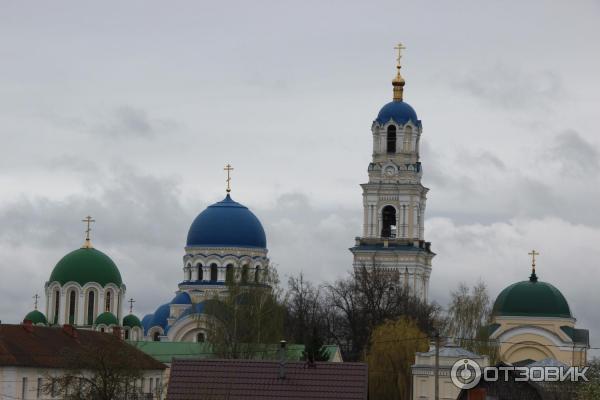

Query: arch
left=68, top=290, right=77, bottom=325
left=105, top=290, right=112, bottom=313
left=124, top=328, right=130, bottom=340
left=210, top=263, right=218, bottom=282
left=197, top=264, right=203, bottom=281
left=53, top=289, right=60, bottom=325
left=197, top=332, right=206, bottom=343
left=153, top=331, right=160, bottom=342
left=386, top=125, right=396, bottom=153
left=381, top=205, right=397, bottom=238
left=225, top=264, right=234, bottom=284
left=186, top=266, right=192, bottom=281
left=241, top=265, right=249, bottom=284
left=86, top=290, right=96, bottom=325
left=254, top=266, right=261, bottom=283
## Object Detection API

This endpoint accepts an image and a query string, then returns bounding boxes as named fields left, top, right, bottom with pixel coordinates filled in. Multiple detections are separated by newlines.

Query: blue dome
left=149, top=303, right=170, bottom=331
left=176, top=302, right=207, bottom=322
left=375, top=101, right=420, bottom=126
left=141, top=314, right=153, bottom=333
left=171, top=292, right=192, bottom=305
left=186, top=194, right=267, bottom=248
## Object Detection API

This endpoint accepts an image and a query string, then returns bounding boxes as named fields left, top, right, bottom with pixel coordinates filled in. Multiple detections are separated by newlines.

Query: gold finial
left=224, top=164, right=234, bottom=193
left=128, top=298, right=135, bottom=314
left=528, top=249, right=539, bottom=281
left=81, top=216, right=95, bottom=248
left=392, top=42, right=406, bottom=101
left=33, top=294, right=39, bottom=310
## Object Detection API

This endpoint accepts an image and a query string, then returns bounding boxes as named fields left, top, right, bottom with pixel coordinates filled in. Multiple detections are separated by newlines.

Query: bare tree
left=324, top=266, right=439, bottom=361
left=443, top=281, right=499, bottom=362
left=42, top=339, right=156, bottom=400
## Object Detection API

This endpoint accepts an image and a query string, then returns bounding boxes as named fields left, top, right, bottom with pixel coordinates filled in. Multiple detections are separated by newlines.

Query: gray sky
left=1, top=0, right=599, bottom=352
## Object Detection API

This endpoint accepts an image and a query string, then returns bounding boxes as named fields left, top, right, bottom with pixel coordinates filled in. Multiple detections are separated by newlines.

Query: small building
left=411, top=343, right=489, bottom=400
left=491, top=266, right=589, bottom=366
left=0, top=323, right=166, bottom=400
left=166, top=358, right=368, bottom=399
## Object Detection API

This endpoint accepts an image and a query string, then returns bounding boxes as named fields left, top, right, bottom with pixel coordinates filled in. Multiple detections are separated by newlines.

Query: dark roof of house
left=0, top=323, right=165, bottom=370
left=167, top=358, right=368, bottom=400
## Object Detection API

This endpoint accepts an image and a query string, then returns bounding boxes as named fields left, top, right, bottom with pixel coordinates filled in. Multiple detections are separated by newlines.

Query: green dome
left=49, top=247, right=122, bottom=287
left=123, top=314, right=142, bottom=328
left=95, top=312, right=118, bottom=326
left=24, top=310, right=47, bottom=325
left=493, top=274, right=572, bottom=318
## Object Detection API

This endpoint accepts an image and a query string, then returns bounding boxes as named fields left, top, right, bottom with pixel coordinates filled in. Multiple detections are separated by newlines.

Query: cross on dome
left=129, top=298, right=136, bottom=314
left=33, top=293, right=39, bottom=310
left=528, top=249, right=540, bottom=282
left=81, top=215, right=95, bottom=248
left=224, top=164, right=234, bottom=193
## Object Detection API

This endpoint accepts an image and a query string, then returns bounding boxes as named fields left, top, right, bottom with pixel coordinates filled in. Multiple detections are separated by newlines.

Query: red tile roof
left=167, top=358, right=368, bottom=400
left=0, top=323, right=165, bottom=370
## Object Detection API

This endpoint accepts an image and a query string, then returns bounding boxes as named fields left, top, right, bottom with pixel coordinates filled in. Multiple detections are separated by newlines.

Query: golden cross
left=394, top=42, right=406, bottom=68
left=528, top=249, right=540, bottom=272
left=33, top=294, right=39, bottom=310
left=224, top=164, right=234, bottom=193
left=128, top=298, right=135, bottom=314
left=82, top=216, right=95, bottom=241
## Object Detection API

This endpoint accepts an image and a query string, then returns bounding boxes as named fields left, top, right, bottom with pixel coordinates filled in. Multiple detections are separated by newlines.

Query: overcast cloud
left=0, top=0, right=599, bottom=354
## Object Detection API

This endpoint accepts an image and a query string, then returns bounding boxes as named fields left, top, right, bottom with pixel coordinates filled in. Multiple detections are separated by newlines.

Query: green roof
left=49, top=247, right=122, bottom=287
left=95, top=312, right=118, bottom=326
left=24, top=310, right=47, bottom=325
left=493, top=276, right=572, bottom=318
left=129, top=342, right=341, bottom=364
left=123, top=314, right=142, bottom=328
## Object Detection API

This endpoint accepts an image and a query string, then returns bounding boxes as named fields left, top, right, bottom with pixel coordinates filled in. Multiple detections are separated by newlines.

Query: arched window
left=225, top=264, right=234, bottom=284
left=210, top=264, right=218, bottom=282
left=197, top=264, right=203, bottom=281
left=68, top=290, right=76, bottom=325
left=387, top=125, right=396, bottom=153
left=87, top=291, right=95, bottom=325
left=197, top=332, right=205, bottom=343
left=100, top=327, right=105, bottom=333
left=105, top=291, right=112, bottom=313
left=254, top=266, right=260, bottom=283
left=186, top=266, right=192, bottom=281
left=381, top=205, right=397, bottom=238
left=124, top=329, right=130, bottom=340
left=241, top=265, right=249, bottom=284
left=153, top=332, right=160, bottom=342
left=53, top=290, right=60, bottom=325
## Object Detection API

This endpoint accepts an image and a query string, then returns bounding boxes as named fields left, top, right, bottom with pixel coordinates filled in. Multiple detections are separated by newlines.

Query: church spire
left=392, top=42, right=406, bottom=101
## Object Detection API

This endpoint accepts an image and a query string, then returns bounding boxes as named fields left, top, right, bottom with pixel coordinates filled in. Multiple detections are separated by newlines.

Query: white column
left=58, top=290, right=66, bottom=325
left=77, top=291, right=85, bottom=325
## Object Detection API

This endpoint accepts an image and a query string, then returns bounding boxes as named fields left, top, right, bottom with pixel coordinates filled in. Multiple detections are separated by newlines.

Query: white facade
left=0, top=366, right=165, bottom=400
left=411, top=344, right=489, bottom=400
left=350, top=117, right=434, bottom=301
left=143, top=245, right=270, bottom=342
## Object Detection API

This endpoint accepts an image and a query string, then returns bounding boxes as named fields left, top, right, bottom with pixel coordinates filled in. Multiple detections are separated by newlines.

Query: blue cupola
left=375, top=101, right=419, bottom=126
left=186, top=194, right=267, bottom=249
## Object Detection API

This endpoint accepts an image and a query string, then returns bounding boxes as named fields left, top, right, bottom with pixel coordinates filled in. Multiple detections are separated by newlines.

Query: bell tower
left=350, top=44, right=434, bottom=301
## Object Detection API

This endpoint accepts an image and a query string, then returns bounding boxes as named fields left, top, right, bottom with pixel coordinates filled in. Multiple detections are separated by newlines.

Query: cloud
left=547, top=130, right=600, bottom=177
left=452, top=63, right=564, bottom=110
left=91, top=106, right=178, bottom=138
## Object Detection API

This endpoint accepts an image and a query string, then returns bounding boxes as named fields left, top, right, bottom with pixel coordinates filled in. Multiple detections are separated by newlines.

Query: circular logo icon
left=451, top=358, right=482, bottom=389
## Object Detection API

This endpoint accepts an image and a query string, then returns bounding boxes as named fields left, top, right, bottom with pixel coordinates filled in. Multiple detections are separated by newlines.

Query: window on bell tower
left=387, top=125, right=396, bottom=153
left=381, top=205, right=397, bottom=238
